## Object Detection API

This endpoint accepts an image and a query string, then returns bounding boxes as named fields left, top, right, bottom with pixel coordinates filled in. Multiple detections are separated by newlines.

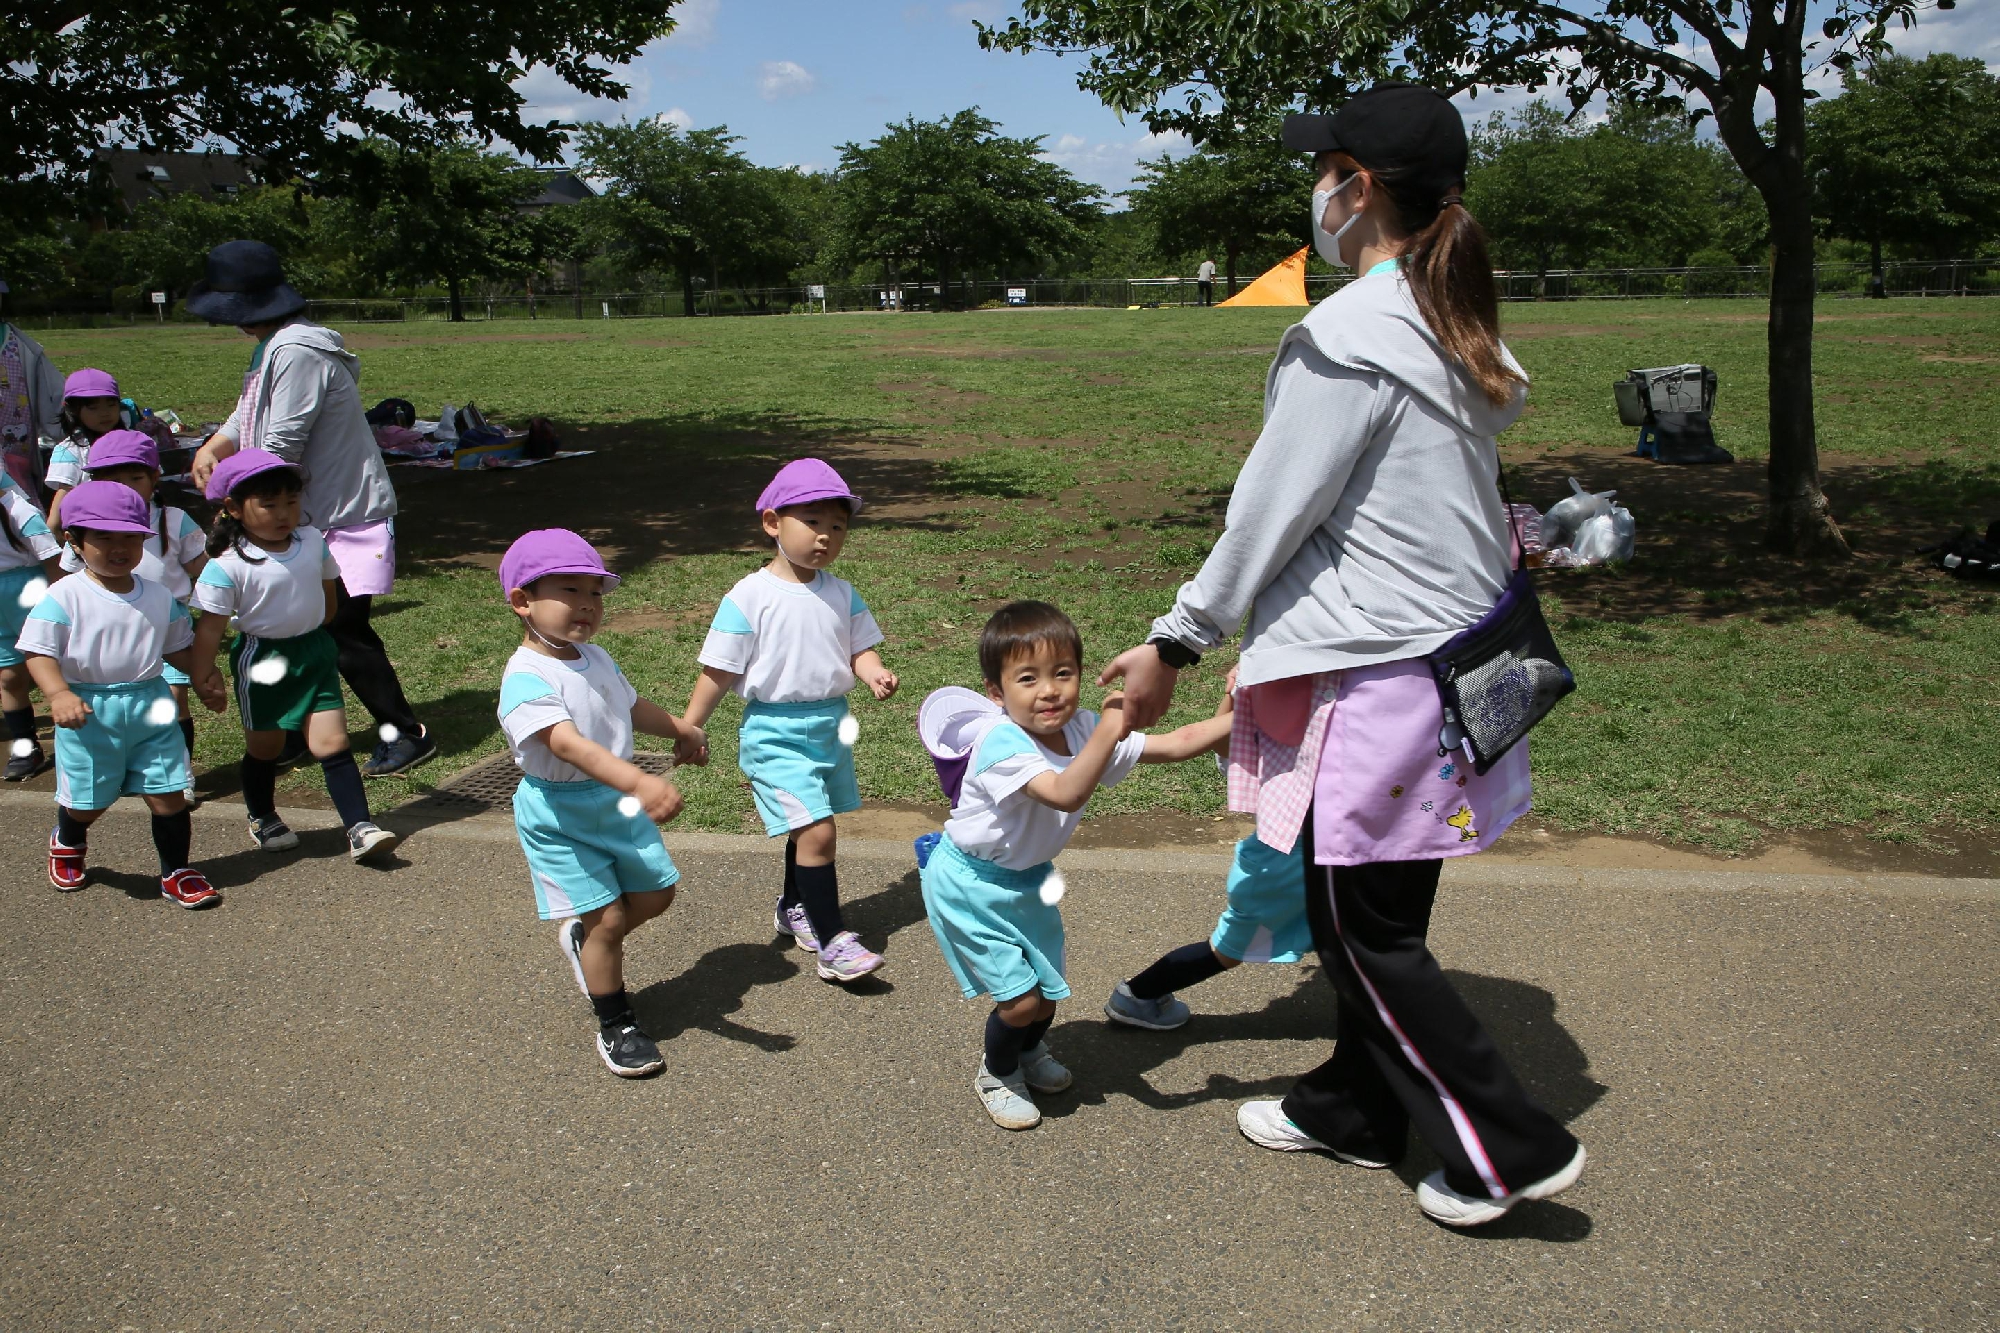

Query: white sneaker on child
left=974, top=1061, right=1041, bottom=1130
left=1018, top=1042, right=1072, bottom=1093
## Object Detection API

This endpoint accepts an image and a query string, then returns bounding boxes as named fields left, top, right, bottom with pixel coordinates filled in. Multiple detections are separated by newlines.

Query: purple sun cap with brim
left=63, top=368, right=120, bottom=401
left=84, top=429, right=160, bottom=473
left=498, top=528, right=621, bottom=597
left=61, top=480, right=155, bottom=534
left=755, top=457, right=863, bottom=516
left=204, top=448, right=299, bottom=501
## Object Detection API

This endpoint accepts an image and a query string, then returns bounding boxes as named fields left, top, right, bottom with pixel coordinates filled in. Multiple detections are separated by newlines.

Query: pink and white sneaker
left=773, top=897, right=820, bottom=953
left=815, top=931, right=884, bottom=983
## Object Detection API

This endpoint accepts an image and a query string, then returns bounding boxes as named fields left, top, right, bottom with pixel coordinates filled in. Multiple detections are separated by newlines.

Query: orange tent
left=1217, top=247, right=1310, bottom=307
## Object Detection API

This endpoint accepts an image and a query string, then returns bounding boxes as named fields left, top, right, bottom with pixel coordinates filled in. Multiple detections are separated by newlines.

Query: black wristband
left=1147, top=637, right=1200, bottom=670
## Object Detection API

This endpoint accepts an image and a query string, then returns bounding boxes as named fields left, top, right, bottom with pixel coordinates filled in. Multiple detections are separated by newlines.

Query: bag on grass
left=366, top=397, right=416, bottom=429
left=1648, top=411, right=1733, bottom=465
left=1539, top=477, right=1617, bottom=550
left=1921, top=521, right=2000, bottom=581
left=524, top=417, right=560, bottom=459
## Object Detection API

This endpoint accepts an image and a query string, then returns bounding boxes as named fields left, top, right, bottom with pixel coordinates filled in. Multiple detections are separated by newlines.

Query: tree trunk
left=447, top=274, right=464, bottom=323
left=680, top=266, right=696, bottom=319
left=1868, top=234, right=1885, bottom=299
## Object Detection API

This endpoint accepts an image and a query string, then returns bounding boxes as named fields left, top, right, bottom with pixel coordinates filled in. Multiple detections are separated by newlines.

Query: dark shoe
left=249, top=814, right=300, bottom=851
left=596, top=1023, right=665, bottom=1078
left=362, top=726, right=437, bottom=779
left=5, top=741, right=50, bottom=782
left=346, top=821, right=399, bottom=863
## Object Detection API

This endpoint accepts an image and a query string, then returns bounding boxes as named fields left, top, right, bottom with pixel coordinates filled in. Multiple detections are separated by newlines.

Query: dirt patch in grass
left=340, top=331, right=589, bottom=349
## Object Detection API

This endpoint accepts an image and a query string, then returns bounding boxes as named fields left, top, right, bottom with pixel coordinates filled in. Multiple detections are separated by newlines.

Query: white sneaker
left=974, top=1061, right=1040, bottom=1130
left=1018, top=1042, right=1071, bottom=1093
left=1417, top=1144, right=1587, bottom=1227
left=1236, top=1100, right=1391, bottom=1167
left=557, top=918, right=589, bottom=996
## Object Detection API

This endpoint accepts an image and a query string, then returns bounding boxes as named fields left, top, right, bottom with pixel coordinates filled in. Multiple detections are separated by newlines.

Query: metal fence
left=15, top=259, right=1997, bottom=328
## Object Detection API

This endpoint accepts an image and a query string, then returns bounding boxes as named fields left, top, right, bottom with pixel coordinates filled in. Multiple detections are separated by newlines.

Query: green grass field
left=35, top=298, right=2000, bottom=861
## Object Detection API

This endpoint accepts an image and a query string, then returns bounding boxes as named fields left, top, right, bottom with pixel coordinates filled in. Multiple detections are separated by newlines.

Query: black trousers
left=1281, top=809, right=1577, bottom=1199
left=326, top=583, right=420, bottom=737
left=1197, top=280, right=1214, bottom=306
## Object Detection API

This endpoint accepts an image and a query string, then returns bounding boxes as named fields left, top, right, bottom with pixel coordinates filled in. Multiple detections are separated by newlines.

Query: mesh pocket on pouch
left=1429, top=570, right=1576, bottom=773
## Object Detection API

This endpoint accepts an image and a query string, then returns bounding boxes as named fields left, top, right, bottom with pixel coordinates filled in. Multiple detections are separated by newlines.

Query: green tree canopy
left=1808, top=53, right=2000, bottom=287
left=835, top=109, right=1102, bottom=304
left=1127, top=126, right=1310, bottom=291
left=981, top=0, right=1952, bottom=556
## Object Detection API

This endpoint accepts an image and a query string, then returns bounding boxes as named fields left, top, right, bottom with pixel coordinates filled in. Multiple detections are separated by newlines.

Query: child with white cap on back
left=498, top=529, right=706, bottom=1078
left=681, top=458, right=898, bottom=985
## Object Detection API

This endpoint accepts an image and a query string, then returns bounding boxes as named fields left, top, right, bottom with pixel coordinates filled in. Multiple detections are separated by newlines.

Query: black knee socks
left=241, top=754, right=278, bottom=819
left=1019, top=1015, right=1052, bottom=1052
left=1127, top=941, right=1228, bottom=1000
left=55, top=806, right=89, bottom=849
left=177, top=714, right=195, bottom=757
left=780, top=837, right=799, bottom=909
left=984, top=1008, right=1033, bottom=1076
left=589, top=989, right=634, bottom=1031
left=320, top=750, right=371, bottom=829
left=151, top=808, right=192, bottom=876
left=793, top=860, right=845, bottom=944
left=3, top=706, right=35, bottom=744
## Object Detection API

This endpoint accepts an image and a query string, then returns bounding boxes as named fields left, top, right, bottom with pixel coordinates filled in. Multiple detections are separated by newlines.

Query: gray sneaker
left=1019, top=1042, right=1072, bottom=1093
left=248, top=815, right=299, bottom=852
left=1104, top=982, right=1192, bottom=1031
left=346, top=821, right=398, bottom=863
left=974, top=1061, right=1040, bottom=1130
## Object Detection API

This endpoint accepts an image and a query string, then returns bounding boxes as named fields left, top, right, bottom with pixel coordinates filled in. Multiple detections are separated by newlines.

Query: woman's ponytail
left=1400, top=199, right=1521, bottom=408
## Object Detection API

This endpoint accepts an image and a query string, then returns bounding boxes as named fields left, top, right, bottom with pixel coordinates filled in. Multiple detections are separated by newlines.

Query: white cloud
left=1886, top=2, right=2000, bottom=66
left=656, top=106, right=694, bottom=130
left=758, top=60, right=817, bottom=101
left=1039, top=128, right=1193, bottom=195
left=665, top=0, right=718, bottom=47
left=513, top=62, right=650, bottom=131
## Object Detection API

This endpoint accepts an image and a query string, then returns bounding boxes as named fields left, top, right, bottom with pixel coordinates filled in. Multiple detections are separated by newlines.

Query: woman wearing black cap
left=186, top=241, right=436, bottom=778
left=1098, top=83, right=1584, bottom=1226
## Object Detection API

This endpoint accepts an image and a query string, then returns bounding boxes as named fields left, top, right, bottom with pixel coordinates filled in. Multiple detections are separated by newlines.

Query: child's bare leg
left=577, top=888, right=677, bottom=997
left=1, top=663, right=32, bottom=714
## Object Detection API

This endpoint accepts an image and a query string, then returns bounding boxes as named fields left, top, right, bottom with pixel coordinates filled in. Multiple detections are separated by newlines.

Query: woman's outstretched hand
left=1098, top=644, right=1179, bottom=730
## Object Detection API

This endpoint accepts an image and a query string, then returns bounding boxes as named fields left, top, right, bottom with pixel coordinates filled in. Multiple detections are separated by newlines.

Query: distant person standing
left=0, top=310, right=66, bottom=495
left=1197, top=258, right=1218, bottom=306
left=186, top=241, right=436, bottom=778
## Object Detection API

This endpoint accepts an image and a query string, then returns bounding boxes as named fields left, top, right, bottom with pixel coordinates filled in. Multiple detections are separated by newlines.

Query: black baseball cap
left=1283, top=82, right=1468, bottom=211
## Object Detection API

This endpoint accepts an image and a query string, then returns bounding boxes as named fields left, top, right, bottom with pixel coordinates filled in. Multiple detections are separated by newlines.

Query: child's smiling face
left=512, top=573, right=605, bottom=648
left=71, top=528, right=146, bottom=582
left=762, top=499, right=849, bottom=573
left=987, top=641, right=1083, bottom=738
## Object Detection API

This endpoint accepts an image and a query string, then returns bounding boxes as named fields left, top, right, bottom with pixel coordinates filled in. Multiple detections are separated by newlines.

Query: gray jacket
left=221, top=320, right=397, bottom=531
left=1149, top=267, right=1525, bottom=687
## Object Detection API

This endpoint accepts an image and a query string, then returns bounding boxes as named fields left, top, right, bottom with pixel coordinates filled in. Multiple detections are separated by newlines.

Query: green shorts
left=228, top=628, right=345, bottom=732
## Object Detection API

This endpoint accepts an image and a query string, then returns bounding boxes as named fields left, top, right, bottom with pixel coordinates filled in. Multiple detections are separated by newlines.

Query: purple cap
left=63, top=368, right=119, bottom=401
left=755, top=458, right=863, bottom=516
left=61, top=480, right=154, bottom=534
left=205, top=448, right=299, bottom=501
left=499, top=528, right=621, bottom=596
left=84, top=429, right=160, bottom=473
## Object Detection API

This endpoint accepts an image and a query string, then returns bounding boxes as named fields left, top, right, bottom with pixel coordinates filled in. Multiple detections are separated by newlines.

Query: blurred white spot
left=617, top=795, right=642, bottom=818
left=837, top=713, right=859, bottom=747
left=1039, top=867, right=1066, bottom=906
left=247, top=654, right=288, bottom=685
left=10, top=738, right=33, bottom=758
left=17, top=577, right=47, bottom=609
left=146, top=697, right=178, bottom=726
left=378, top=724, right=400, bottom=744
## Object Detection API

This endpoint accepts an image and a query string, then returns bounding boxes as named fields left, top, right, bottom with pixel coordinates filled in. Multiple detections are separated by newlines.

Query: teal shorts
left=919, top=834, right=1067, bottom=1003
left=53, top=678, right=190, bottom=811
left=0, top=565, right=44, bottom=669
left=1210, top=836, right=1314, bottom=965
left=738, top=697, right=860, bottom=837
left=513, top=774, right=680, bottom=920
left=229, top=629, right=344, bottom=733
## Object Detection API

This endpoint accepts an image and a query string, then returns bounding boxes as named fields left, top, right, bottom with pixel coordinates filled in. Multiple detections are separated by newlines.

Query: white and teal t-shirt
left=697, top=567, right=884, bottom=704
left=498, top=643, right=637, bottom=783
left=0, top=473, right=58, bottom=572
left=40, top=431, right=97, bottom=493
left=942, top=710, right=1147, bottom=870
left=59, top=504, right=203, bottom=602
left=16, top=573, right=192, bottom=685
left=191, top=524, right=338, bottom=639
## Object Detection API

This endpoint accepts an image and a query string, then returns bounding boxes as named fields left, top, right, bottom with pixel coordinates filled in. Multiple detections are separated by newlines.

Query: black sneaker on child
left=4, top=742, right=50, bottom=783
left=362, top=726, right=438, bottom=779
left=249, top=814, right=300, bottom=851
left=596, top=1023, right=665, bottom=1078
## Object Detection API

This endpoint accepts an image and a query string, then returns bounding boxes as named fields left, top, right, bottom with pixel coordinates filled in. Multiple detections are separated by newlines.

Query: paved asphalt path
left=0, top=792, right=1992, bottom=1331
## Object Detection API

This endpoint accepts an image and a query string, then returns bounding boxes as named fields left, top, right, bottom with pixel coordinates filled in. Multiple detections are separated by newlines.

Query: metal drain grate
left=403, top=751, right=679, bottom=815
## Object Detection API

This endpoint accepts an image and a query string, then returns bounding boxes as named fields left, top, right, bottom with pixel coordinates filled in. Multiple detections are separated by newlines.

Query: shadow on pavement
left=636, top=940, right=802, bottom=1053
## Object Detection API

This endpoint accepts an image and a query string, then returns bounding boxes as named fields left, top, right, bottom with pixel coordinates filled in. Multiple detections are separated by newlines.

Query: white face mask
left=1311, top=174, right=1362, bottom=269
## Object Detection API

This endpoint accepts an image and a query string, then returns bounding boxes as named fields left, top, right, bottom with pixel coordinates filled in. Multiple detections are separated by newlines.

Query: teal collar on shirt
left=1366, top=258, right=1400, bottom=277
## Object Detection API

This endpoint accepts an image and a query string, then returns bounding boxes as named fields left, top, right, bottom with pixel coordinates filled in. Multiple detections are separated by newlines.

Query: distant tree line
left=6, top=54, right=1996, bottom=319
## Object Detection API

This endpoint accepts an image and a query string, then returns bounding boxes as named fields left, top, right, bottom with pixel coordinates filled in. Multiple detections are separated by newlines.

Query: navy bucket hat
left=183, top=240, right=309, bottom=325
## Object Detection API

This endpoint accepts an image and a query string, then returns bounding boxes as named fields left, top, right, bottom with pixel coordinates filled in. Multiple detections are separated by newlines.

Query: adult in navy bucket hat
left=1096, top=82, right=1584, bottom=1228
left=187, top=241, right=434, bottom=777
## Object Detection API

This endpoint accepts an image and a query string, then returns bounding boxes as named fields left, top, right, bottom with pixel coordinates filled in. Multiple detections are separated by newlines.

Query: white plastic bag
left=435, top=404, right=459, bottom=442
left=1570, top=504, right=1636, bottom=564
left=1539, top=477, right=1617, bottom=550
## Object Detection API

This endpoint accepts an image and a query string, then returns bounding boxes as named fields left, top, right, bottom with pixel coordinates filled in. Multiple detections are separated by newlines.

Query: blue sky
left=514, top=0, right=1996, bottom=198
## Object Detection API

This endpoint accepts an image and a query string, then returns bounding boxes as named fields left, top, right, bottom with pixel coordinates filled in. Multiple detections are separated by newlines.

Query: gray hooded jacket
left=1149, top=266, right=1525, bottom=687
left=220, top=320, right=397, bottom=531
